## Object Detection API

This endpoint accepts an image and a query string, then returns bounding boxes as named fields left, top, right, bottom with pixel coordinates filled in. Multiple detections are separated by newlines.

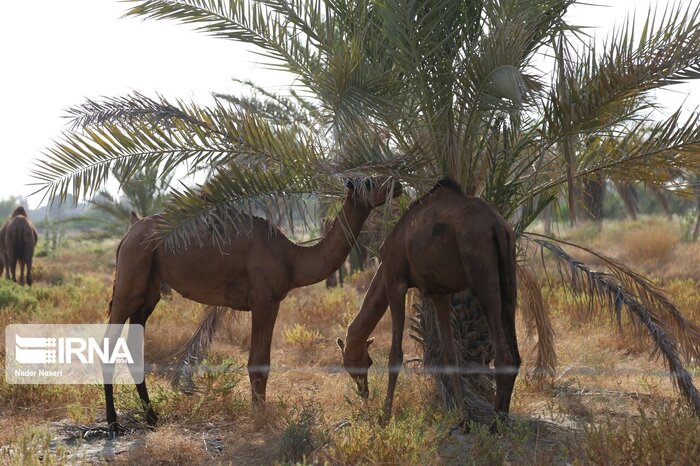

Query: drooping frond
left=517, top=263, right=557, bottom=376
left=523, top=233, right=700, bottom=414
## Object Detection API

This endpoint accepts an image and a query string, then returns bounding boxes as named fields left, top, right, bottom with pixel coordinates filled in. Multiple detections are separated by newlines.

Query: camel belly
left=155, top=245, right=251, bottom=309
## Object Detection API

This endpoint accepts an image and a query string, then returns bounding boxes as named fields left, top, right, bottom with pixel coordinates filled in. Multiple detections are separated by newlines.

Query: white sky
left=1, top=0, right=698, bottom=208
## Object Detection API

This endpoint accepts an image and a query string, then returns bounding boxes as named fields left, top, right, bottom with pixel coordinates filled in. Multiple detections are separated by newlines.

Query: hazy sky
left=1, top=0, right=698, bottom=208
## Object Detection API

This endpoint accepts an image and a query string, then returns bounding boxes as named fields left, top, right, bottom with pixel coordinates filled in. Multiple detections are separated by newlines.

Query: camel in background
left=104, top=176, right=401, bottom=433
left=0, top=206, right=38, bottom=286
left=338, top=179, right=519, bottom=423
left=0, top=223, right=5, bottom=279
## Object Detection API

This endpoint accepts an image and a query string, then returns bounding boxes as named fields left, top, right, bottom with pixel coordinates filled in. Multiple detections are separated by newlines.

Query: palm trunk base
left=410, top=291, right=496, bottom=422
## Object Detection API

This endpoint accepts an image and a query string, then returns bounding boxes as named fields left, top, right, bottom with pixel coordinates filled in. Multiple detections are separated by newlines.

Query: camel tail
left=168, top=306, right=227, bottom=391
left=107, top=237, right=126, bottom=317
left=10, top=219, right=35, bottom=264
left=495, top=226, right=517, bottom=315
left=11, top=228, right=26, bottom=263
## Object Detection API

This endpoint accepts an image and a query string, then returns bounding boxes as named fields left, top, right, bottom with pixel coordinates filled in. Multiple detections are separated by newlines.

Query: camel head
left=346, top=176, right=402, bottom=209
left=337, top=337, right=374, bottom=399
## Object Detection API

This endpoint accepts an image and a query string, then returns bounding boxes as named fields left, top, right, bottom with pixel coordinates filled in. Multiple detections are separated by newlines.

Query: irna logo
left=5, top=324, right=144, bottom=385
left=15, top=335, right=134, bottom=365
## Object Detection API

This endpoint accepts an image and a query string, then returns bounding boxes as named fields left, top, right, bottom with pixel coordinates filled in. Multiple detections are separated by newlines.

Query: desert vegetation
left=0, top=216, right=699, bottom=464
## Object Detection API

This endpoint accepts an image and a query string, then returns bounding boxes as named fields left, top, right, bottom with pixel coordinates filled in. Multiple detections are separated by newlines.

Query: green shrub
left=279, top=405, right=323, bottom=464
left=0, top=281, right=39, bottom=312
left=283, top=323, right=323, bottom=351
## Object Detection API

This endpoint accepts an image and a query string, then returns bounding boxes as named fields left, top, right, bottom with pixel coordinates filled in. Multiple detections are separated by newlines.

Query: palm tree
left=83, top=165, right=173, bottom=236
left=33, top=0, right=700, bottom=414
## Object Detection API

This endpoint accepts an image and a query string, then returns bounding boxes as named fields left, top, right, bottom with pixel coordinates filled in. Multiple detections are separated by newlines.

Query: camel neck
left=291, top=200, right=370, bottom=288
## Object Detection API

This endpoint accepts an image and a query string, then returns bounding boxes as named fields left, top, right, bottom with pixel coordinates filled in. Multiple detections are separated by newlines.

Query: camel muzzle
left=354, top=375, right=369, bottom=399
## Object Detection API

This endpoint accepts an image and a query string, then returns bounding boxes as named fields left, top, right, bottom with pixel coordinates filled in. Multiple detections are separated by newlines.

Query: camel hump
left=130, top=211, right=143, bottom=225
left=11, top=206, right=27, bottom=217
left=434, top=177, right=463, bottom=193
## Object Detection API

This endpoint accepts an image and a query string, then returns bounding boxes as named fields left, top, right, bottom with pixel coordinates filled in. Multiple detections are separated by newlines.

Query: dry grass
left=116, top=426, right=208, bottom=465
left=1, top=221, right=699, bottom=464
left=620, top=223, right=679, bottom=264
left=581, top=405, right=700, bottom=465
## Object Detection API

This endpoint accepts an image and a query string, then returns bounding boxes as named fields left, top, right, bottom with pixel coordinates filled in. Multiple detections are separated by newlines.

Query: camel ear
left=366, top=337, right=374, bottom=348
left=337, top=338, right=345, bottom=351
left=130, top=211, right=142, bottom=225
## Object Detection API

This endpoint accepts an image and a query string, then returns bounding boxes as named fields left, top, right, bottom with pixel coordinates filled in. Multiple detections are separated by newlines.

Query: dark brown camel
left=0, top=221, right=7, bottom=279
left=104, top=177, right=401, bottom=433
left=1, top=207, right=38, bottom=286
left=338, top=179, right=519, bottom=422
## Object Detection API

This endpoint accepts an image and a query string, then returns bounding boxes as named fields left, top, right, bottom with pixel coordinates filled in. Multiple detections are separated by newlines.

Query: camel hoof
left=107, top=421, right=122, bottom=438
left=146, top=409, right=159, bottom=427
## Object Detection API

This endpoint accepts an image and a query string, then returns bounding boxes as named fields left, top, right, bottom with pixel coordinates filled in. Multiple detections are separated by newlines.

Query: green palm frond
left=546, top=2, right=700, bottom=136
left=124, top=0, right=322, bottom=66
left=215, top=79, right=320, bottom=126
left=32, top=94, right=323, bottom=202
left=154, top=163, right=324, bottom=249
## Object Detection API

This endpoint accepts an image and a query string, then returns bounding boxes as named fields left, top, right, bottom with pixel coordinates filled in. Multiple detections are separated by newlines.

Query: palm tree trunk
left=692, top=176, right=700, bottom=242
left=410, top=291, right=495, bottom=419
left=579, top=174, right=605, bottom=222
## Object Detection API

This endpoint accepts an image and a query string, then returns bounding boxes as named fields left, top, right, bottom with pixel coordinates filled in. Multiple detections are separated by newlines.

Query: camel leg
left=432, top=295, right=465, bottom=410
left=103, top=321, right=124, bottom=435
left=497, top=277, right=520, bottom=418
left=25, top=256, right=33, bottom=287
left=103, top=268, right=157, bottom=433
left=248, top=299, right=280, bottom=405
left=471, top=273, right=518, bottom=419
left=128, top=281, right=160, bottom=427
left=383, top=280, right=407, bottom=422
left=8, top=251, right=17, bottom=283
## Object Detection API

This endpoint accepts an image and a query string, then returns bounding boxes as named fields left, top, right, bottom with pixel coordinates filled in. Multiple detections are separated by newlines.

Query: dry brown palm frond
left=167, top=305, right=230, bottom=392
left=522, top=233, right=700, bottom=414
left=526, top=232, right=700, bottom=363
left=517, top=263, right=557, bottom=377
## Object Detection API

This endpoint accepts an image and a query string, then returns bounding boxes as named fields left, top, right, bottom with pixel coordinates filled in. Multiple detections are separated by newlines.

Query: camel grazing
left=104, top=176, right=401, bottom=433
left=1, top=207, right=38, bottom=286
left=337, top=178, right=519, bottom=422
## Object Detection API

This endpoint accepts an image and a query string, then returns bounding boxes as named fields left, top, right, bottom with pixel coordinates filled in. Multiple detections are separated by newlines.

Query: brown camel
left=104, top=176, right=401, bottom=433
left=2, top=207, right=38, bottom=286
left=130, top=210, right=172, bottom=298
left=0, top=221, right=7, bottom=279
left=337, top=179, right=519, bottom=423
